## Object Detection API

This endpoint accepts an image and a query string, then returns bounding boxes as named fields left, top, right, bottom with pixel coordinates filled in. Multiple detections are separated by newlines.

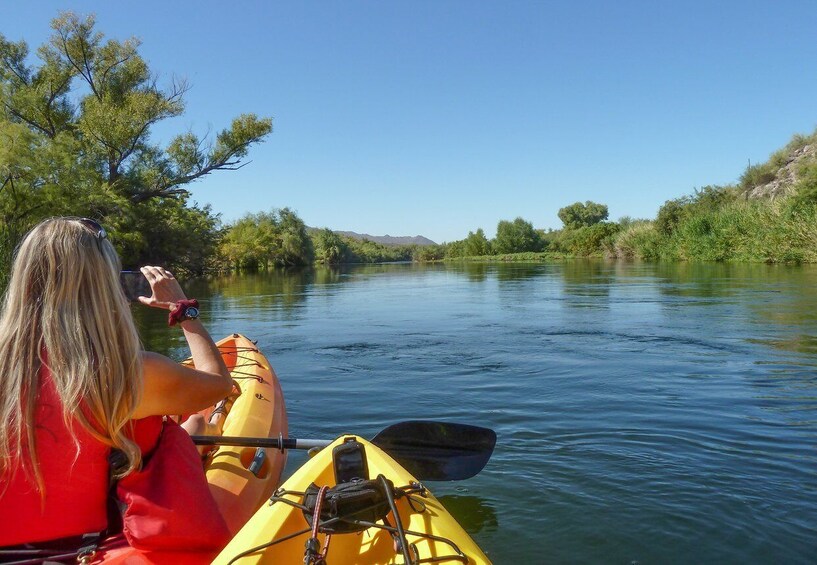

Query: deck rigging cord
left=211, top=343, right=270, bottom=383
left=223, top=479, right=469, bottom=564
left=304, top=486, right=330, bottom=565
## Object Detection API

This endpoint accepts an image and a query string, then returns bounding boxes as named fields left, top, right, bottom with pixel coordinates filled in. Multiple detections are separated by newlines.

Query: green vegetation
left=439, top=201, right=615, bottom=261
left=438, top=129, right=817, bottom=265
left=616, top=196, right=817, bottom=263
left=493, top=218, right=541, bottom=254
left=0, top=12, right=271, bottom=285
left=341, top=237, right=416, bottom=263
left=216, top=212, right=423, bottom=270
left=557, top=201, right=609, bottom=229
left=219, top=209, right=314, bottom=269
left=610, top=129, right=817, bottom=263
left=4, top=13, right=817, bottom=286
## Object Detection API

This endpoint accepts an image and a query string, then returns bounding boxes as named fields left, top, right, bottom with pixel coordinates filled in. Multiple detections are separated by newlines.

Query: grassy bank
left=614, top=199, right=817, bottom=263
left=446, top=251, right=571, bottom=262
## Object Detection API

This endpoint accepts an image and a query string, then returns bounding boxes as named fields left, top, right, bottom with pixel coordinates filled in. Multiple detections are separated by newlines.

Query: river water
left=136, top=260, right=817, bottom=564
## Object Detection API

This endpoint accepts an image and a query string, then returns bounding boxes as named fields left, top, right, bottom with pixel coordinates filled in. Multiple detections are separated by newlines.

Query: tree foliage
left=313, top=228, right=349, bottom=264
left=557, top=201, right=609, bottom=229
left=655, top=198, right=687, bottom=236
left=342, top=237, right=415, bottom=263
left=463, top=228, right=491, bottom=256
left=219, top=208, right=314, bottom=270
left=493, top=217, right=541, bottom=254
left=558, top=222, right=620, bottom=255
left=0, top=12, right=272, bottom=278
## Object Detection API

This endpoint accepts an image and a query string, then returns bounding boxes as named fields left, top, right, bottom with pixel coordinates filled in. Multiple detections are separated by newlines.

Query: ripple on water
left=144, top=263, right=817, bottom=563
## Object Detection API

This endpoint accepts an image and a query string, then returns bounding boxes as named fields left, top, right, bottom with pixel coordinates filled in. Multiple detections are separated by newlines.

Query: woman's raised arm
left=131, top=266, right=232, bottom=419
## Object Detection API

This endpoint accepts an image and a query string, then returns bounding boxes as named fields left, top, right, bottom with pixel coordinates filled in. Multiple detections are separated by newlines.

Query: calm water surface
left=137, top=260, right=817, bottom=564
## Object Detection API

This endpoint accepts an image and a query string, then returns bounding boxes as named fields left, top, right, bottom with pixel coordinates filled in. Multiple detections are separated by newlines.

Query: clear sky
left=3, top=1, right=817, bottom=243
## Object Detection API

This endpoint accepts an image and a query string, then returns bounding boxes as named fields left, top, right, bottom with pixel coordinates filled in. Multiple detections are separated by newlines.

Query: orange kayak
left=98, top=333, right=288, bottom=564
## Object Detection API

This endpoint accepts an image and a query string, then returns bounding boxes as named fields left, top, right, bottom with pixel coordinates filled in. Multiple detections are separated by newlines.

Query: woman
left=0, top=217, right=234, bottom=546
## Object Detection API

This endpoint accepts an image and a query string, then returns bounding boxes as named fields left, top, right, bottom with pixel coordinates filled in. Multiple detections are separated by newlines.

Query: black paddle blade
left=371, top=420, right=496, bottom=481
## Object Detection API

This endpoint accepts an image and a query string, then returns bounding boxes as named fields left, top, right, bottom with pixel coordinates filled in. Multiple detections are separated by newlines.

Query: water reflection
left=136, top=261, right=817, bottom=360
left=209, top=271, right=310, bottom=308
left=437, top=494, right=498, bottom=534
left=493, top=263, right=544, bottom=282
left=462, top=262, right=490, bottom=283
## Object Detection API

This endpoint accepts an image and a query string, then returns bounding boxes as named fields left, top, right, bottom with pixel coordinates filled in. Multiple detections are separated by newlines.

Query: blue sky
left=3, top=1, right=817, bottom=243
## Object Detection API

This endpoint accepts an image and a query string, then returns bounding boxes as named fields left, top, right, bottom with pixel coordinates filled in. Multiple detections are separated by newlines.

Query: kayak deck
left=214, top=436, right=490, bottom=564
left=203, top=334, right=289, bottom=534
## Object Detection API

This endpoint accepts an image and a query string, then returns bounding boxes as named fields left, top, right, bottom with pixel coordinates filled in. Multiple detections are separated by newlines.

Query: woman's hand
left=137, top=266, right=188, bottom=310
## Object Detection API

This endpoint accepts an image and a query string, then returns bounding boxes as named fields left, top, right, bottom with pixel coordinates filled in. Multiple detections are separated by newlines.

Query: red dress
left=0, top=363, right=161, bottom=546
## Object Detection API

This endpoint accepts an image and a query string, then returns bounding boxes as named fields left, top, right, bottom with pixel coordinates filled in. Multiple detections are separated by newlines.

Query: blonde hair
left=0, top=218, right=143, bottom=495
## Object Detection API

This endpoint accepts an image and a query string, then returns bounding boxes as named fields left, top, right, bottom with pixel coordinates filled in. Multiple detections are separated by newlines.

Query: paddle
left=191, top=420, right=496, bottom=481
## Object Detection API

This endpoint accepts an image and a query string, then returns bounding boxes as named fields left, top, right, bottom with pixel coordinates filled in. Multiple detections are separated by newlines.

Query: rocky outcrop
left=747, top=143, right=816, bottom=200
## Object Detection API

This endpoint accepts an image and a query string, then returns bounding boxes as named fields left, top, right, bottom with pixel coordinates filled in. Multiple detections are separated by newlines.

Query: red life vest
left=0, top=363, right=161, bottom=546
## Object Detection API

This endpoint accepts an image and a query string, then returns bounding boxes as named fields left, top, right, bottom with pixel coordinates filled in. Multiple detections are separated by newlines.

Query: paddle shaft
left=191, top=421, right=496, bottom=481
left=191, top=435, right=331, bottom=450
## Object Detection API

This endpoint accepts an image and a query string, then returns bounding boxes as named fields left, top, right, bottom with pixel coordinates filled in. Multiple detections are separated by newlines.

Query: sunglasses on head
left=79, top=218, right=108, bottom=240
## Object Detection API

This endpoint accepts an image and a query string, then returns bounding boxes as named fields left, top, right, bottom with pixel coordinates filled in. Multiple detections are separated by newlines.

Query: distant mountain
left=335, top=231, right=437, bottom=246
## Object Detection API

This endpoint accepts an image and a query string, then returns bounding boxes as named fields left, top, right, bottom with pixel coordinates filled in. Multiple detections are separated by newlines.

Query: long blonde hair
left=0, top=218, right=143, bottom=494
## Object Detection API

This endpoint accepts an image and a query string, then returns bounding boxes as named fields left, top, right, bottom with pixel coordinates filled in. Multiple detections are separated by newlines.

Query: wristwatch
left=168, top=299, right=200, bottom=326
left=182, top=305, right=199, bottom=321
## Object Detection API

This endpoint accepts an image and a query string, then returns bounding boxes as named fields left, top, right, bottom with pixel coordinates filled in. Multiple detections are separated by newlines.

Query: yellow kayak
left=213, top=434, right=491, bottom=564
left=99, top=333, right=288, bottom=564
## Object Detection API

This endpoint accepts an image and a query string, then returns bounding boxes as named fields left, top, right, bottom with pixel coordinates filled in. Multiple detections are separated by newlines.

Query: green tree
left=343, top=238, right=414, bottom=263
left=444, top=239, right=466, bottom=259
left=537, top=228, right=560, bottom=251
left=655, top=198, right=689, bottom=236
left=219, top=208, right=313, bottom=269
left=463, top=228, right=491, bottom=256
left=413, top=244, right=445, bottom=261
left=128, top=200, right=221, bottom=275
left=277, top=208, right=314, bottom=266
left=557, top=201, right=609, bottom=229
left=218, top=212, right=275, bottom=270
left=313, top=228, right=348, bottom=264
left=493, top=217, right=541, bottom=254
left=0, top=12, right=271, bottom=278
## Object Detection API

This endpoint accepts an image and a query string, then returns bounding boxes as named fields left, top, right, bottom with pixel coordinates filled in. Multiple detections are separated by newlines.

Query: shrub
left=559, top=222, right=620, bottom=256
left=413, top=245, right=445, bottom=261
left=789, top=159, right=817, bottom=207
left=613, top=222, right=663, bottom=260
left=740, top=161, right=778, bottom=191
left=655, top=198, right=689, bottom=236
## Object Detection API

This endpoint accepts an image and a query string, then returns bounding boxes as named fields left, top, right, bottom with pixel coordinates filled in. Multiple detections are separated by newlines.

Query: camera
left=120, top=271, right=151, bottom=302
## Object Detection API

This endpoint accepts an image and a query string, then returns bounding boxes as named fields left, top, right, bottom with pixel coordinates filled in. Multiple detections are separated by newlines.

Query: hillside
left=742, top=131, right=817, bottom=199
left=333, top=231, right=437, bottom=246
left=608, top=127, right=817, bottom=264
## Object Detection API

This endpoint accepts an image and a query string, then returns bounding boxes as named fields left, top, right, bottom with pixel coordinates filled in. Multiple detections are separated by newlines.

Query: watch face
left=185, top=306, right=200, bottom=319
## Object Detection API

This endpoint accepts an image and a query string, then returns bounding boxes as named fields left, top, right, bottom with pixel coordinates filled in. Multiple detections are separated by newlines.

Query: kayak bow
left=214, top=435, right=491, bottom=564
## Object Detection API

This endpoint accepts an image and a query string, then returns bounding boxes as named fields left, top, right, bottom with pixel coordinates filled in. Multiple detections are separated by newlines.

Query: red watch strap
left=168, top=299, right=199, bottom=327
